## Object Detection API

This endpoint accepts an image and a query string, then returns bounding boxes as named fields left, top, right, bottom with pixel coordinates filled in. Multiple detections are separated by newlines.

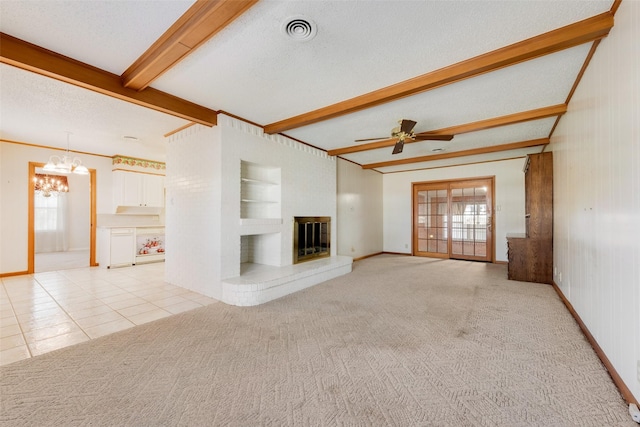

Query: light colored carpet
left=1, top=255, right=634, bottom=426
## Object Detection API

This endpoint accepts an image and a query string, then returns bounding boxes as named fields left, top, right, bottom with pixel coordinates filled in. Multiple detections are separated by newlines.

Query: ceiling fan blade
left=354, top=137, right=389, bottom=142
left=392, top=139, right=405, bottom=154
left=413, top=134, right=454, bottom=141
left=400, top=119, right=417, bottom=134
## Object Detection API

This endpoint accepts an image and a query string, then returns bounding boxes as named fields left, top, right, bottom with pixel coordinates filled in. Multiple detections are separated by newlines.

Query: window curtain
left=34, top=191, right=69, bottom=253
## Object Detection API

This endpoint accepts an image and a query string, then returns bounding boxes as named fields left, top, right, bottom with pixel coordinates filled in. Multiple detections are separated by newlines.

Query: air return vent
left=282, top=16, right=317, bottom=41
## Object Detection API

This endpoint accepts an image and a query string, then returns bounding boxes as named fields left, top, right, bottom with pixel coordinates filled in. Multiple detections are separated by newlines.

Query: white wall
left=164, top=124, right=222, bottom=298
left=382, top=159, right=525, bottom=261
left=218, top=115, right=337, bottom=280
left=0, top=141, right=114, bottom=274
left=164, top=115, right=337, bottom=299
left=337, top=158, right=383, bottom=259
left=66, top=173, right=91, bottom=251
left=551, top=0, right=639, bottom=402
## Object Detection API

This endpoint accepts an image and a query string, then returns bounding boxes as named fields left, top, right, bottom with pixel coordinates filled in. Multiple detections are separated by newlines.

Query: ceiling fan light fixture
left=282, top=16, right=317, bottom=41
left=432, top=148, right=445, bottom=152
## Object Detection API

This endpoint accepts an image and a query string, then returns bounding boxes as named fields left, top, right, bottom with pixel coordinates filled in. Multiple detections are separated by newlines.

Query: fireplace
left=293, top=216, right=331, bottom=263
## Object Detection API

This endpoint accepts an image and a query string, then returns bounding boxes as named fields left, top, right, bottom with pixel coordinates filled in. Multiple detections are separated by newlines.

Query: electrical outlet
left=404, top=244, right=408, bottom=249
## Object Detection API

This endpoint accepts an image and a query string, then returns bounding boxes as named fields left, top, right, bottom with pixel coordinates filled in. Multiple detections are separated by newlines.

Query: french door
left=413, top=177, right=494, bottom=262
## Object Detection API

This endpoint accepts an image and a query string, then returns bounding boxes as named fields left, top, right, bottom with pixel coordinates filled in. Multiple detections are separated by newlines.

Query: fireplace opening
left=293, top=217, right=330, bottom=263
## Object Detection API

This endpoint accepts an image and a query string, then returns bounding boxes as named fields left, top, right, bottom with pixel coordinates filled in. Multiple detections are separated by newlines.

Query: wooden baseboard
left=352, top=252, right=384, bottom=262
left=381, top=251, right=412, bottom=256
left=0, top=270, right=29, bottom=278
left=551, top=281, right=638, bottom=406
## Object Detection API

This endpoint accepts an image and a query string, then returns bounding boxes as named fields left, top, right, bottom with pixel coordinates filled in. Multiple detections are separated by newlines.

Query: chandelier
left=33, top=174, right=69, bottom=198
left=43, top=133, right=89, bottom=175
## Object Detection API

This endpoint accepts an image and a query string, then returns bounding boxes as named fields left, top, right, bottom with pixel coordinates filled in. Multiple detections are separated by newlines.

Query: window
left=34, top=193, right=60, bottom=231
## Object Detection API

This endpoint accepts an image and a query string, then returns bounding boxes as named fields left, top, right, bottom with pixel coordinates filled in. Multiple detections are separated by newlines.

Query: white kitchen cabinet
left=142, top=174, right=165, bottom=207
left=113, top=170, right=165, bottom=209
left=97, top=228, right=135, bottom=268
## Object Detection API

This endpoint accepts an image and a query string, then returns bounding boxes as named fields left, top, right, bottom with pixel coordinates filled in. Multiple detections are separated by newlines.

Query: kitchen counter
left=97, top=226, right=165, bottom=268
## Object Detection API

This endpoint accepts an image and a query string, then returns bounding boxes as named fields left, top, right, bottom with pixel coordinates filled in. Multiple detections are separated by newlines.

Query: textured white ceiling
left=377, top=146, right=542, bottom=174
left=0, top=0, right=615, bottom=171
left=286, top=44, right=591, bottom=153
left=0, top=64, right=190, bottom=161
left=154, top=0, right=610, bottom=122
left=342, top=118, right=557, bottom=166
left=0, top=0, right=193, bottom=75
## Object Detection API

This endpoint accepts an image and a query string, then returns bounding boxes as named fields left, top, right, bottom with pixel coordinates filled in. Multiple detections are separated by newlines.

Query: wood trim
left=329, top=105, right=566, bottom=156
left=381, top=251, right=412, bottom=256
left=362, top=138, right=549, bottom=170
left=111, top=168, right=165, bottom=177
left=1, top=139, right=114, bottom=158
left=610, top=0, right=622, bottom=15
left=411, top=175, right=496, bottom=187
left=353, top=252, right=384, bottom=262
left=122, top=0, right=259, bottom=90
left=164, top=122, right=197, bottom=138
left=412, top=177, right=495, bottom=262
left=0, top=271, right=30, bottom=278
left=28, top=162, right=97, bottom=273
left=564, top=41, right=601, bottom=106
left=381, top=156, right=527, bottom=174
left=89, top=169, right=97, bottom=267
left=329, top=138, right=409, bottom=156
left=549, top=40, right=602, bottom=140
left=423, top=104, right=566, bottom=137
left=264, top=13, right=613, bottom=134
left=28, top=162, right=37, bottom=274
left=551, top=281, right=639, bottom=406
left=0, top=32, right=217, bottom=126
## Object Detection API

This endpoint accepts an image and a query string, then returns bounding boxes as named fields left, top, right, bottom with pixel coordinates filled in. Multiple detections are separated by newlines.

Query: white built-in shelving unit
left=240, top=161, right=282, bottom=267
left=240, top=160, right=281, bottom=222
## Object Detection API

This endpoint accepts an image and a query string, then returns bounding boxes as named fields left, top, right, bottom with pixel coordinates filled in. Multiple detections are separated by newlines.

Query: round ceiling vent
left=282, top=16, right=317, bottom=41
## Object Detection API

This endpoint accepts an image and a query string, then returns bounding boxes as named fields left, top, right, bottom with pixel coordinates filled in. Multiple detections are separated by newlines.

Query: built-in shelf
left=241, top=177, right=278, bottom=186
left=241, top=199, right=279, bottom=203
left=239, top=218, right=283, bottom=226
left=241, top=160, right=281, bottom=219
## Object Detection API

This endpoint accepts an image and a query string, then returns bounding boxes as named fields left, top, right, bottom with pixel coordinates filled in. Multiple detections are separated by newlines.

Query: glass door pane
left=414, top=178, right=493, bottom=262
left=450, top=182, right=491, bottom=261
left=414, top=185, right=448, bottom=258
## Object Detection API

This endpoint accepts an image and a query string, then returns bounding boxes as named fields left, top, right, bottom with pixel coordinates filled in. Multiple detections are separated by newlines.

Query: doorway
left=28, top=162, right=97, bottom=273
left=413, top=177, right=494, bottom=262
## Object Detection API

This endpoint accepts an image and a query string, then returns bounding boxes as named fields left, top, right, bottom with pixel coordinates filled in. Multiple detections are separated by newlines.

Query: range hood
left=115, top=206, right=164, bottom=215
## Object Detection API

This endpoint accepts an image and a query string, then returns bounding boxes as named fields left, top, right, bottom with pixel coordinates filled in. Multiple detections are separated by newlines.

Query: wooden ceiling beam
left=122, top=0, right=259, bottom=91
left=328, top=104, right=566, bottom=156
left=361, top=138, right=549, bottom=170
left=264, top=12, right=613, bottom=135
left=421, top=103, right=567, bottom=136
left=0, top=32, right=217, bottom=126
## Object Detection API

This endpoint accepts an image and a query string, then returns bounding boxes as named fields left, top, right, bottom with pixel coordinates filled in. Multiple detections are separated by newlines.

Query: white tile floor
left=0, top=262, right=218, bottom=366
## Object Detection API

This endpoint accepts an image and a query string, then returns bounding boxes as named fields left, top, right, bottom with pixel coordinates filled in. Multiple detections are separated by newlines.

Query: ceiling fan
left=355, top=119, right=454, bottom=154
